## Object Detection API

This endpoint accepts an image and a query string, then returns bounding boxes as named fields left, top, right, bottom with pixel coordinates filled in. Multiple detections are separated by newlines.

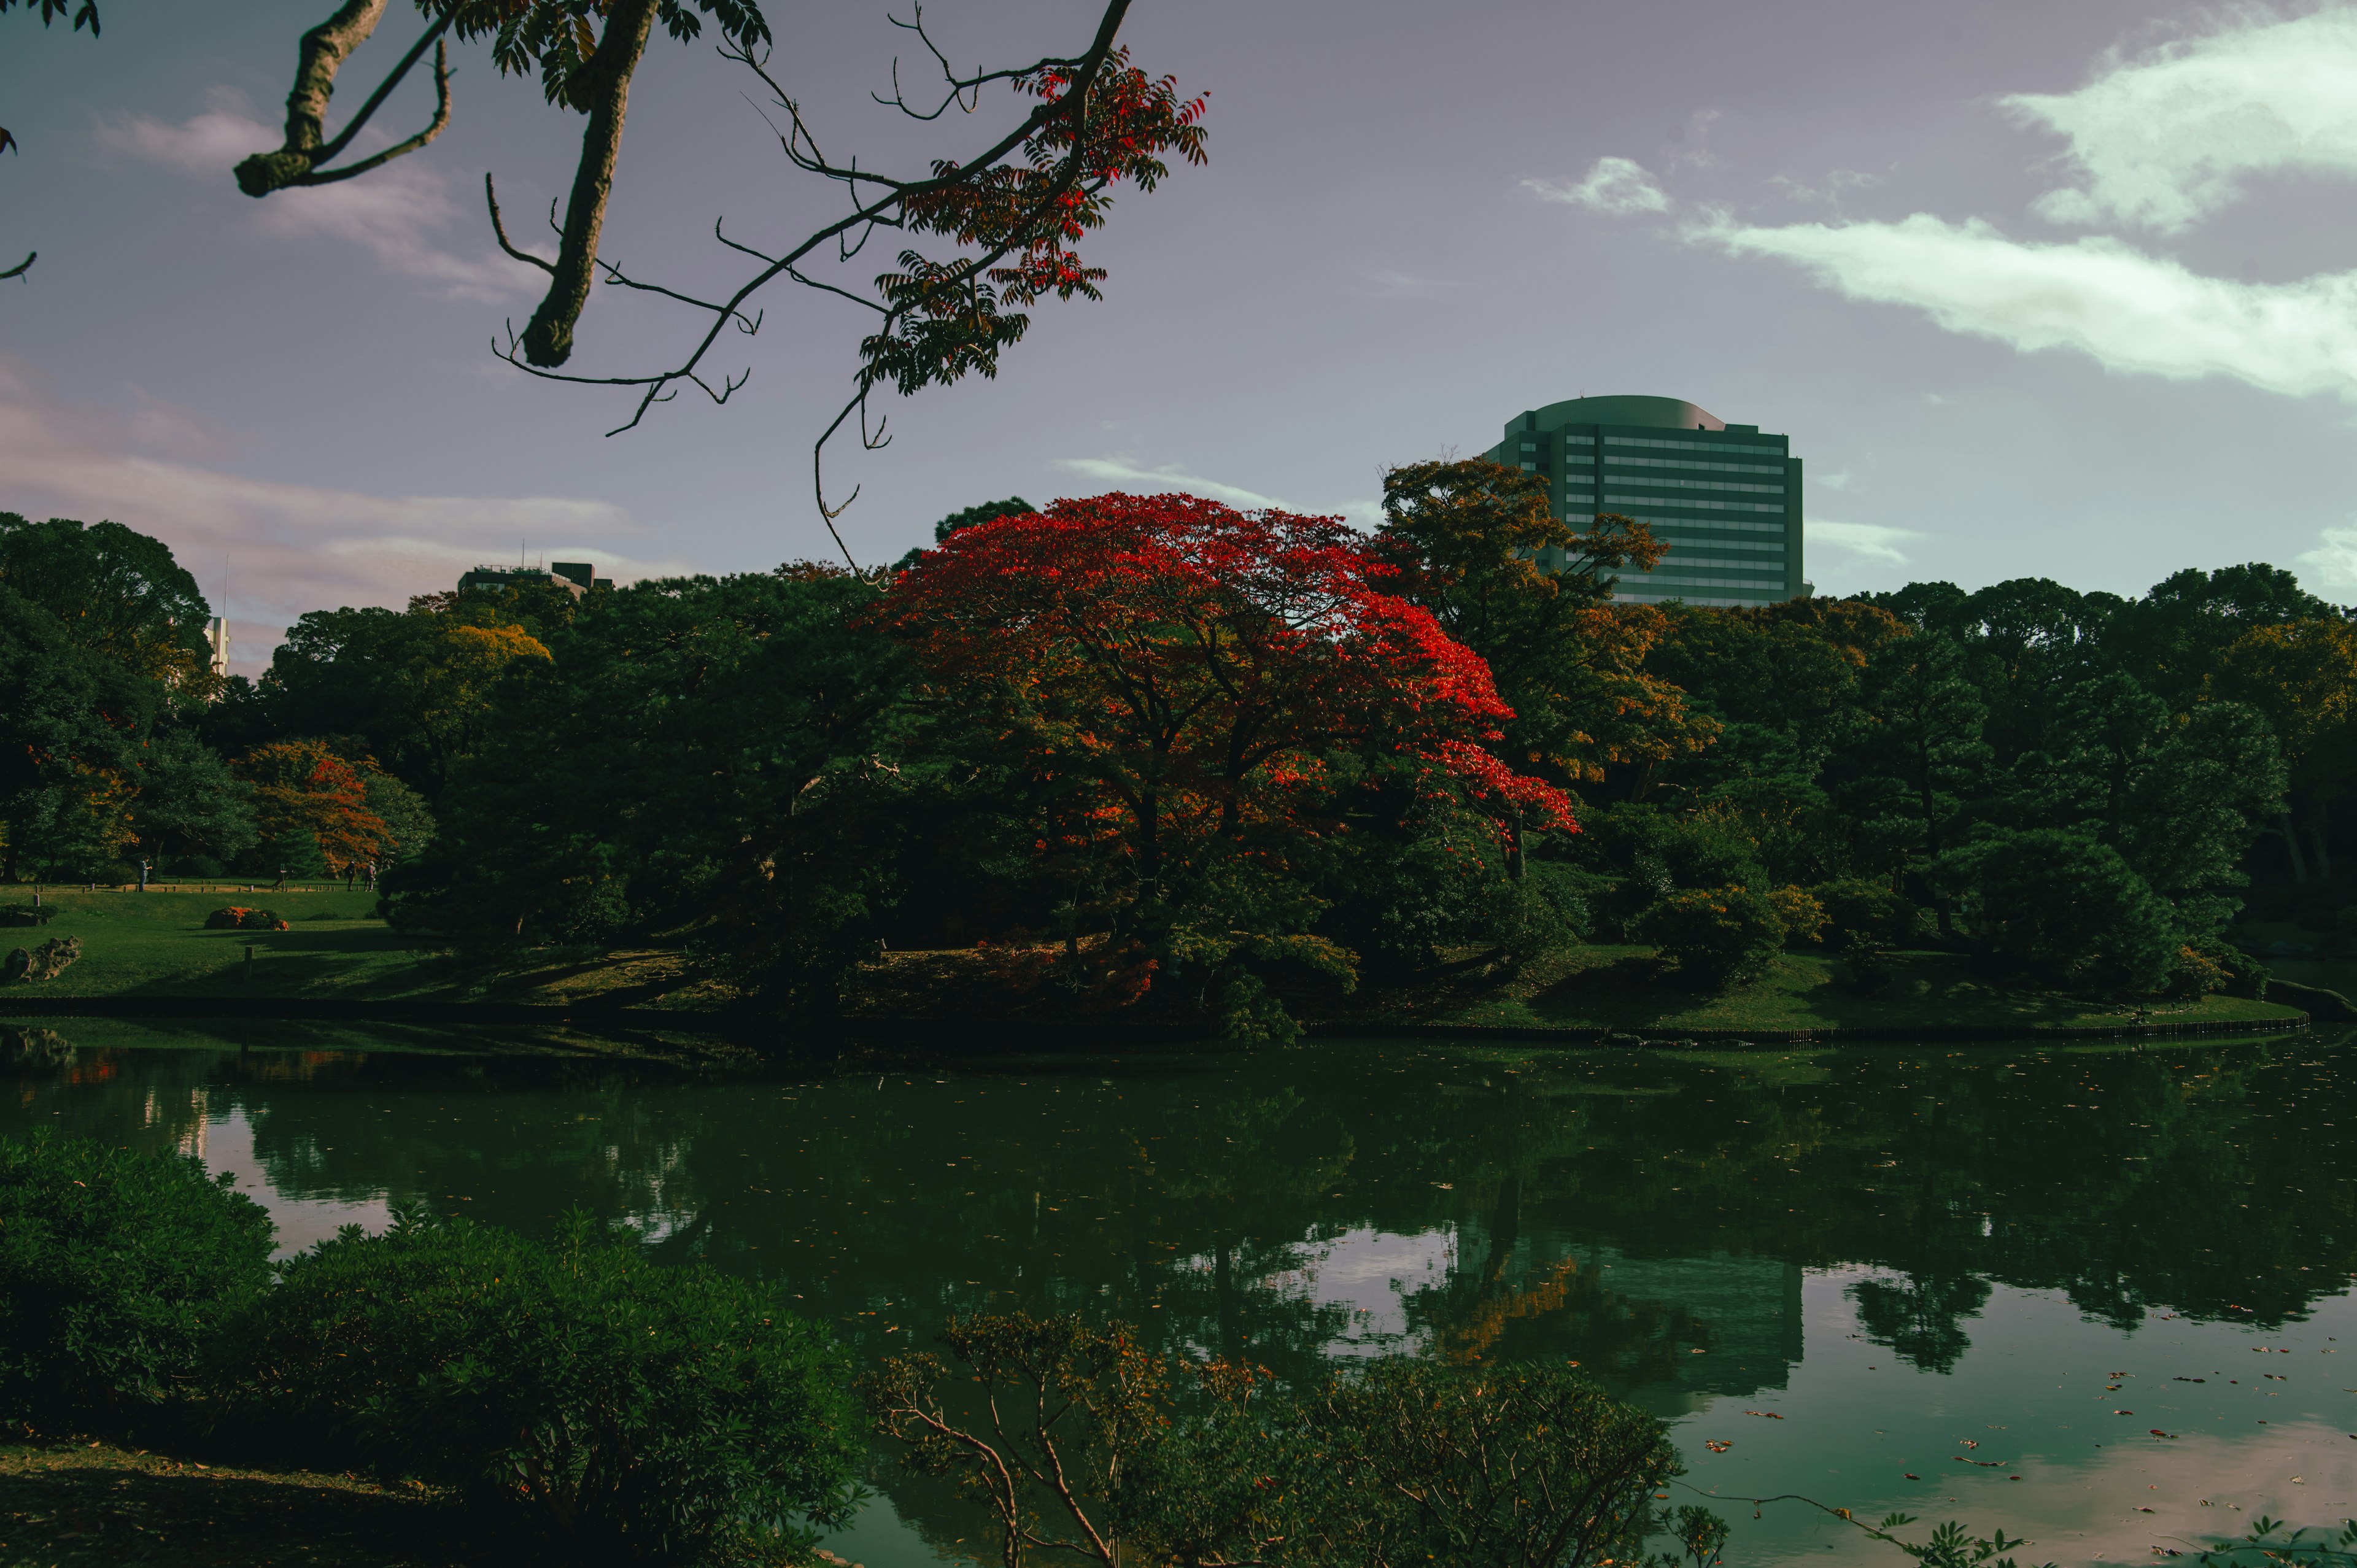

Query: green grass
left=4, top=890, right=2311, bottom=1038
left=0, top=889, right=719, bottom=1011
left=1404, top=943, right=2302, bottom=1036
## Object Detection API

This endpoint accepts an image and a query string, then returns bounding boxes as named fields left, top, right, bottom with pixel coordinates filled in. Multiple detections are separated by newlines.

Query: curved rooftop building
left=1482, top=395, right=1805, bottom=608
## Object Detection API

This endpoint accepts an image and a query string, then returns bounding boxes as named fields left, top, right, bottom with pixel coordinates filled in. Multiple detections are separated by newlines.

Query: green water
left=3, top=1026, right=2353, bottom=1566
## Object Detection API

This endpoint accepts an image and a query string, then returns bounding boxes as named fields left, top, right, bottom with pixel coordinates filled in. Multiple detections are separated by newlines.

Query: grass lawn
left=0, top=1437, right=505, bottom=1567
left=0, top=889, right=726, bottom=1012
left=1384, top=943, right=2302, bottom=1036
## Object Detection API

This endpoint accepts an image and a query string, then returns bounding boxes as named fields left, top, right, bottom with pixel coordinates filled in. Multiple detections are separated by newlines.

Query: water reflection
left=3, top=1025, right=2353, bottom=1564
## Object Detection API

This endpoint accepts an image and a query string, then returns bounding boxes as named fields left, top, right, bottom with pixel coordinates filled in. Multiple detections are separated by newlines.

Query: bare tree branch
left=484, top=172, right=555, bottom=274
left=0, top=252, right=33, bottom=282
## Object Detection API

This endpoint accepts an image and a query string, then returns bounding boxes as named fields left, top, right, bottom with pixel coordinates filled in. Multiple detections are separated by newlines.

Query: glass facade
left=1485, top=395, right=1806, bottom=609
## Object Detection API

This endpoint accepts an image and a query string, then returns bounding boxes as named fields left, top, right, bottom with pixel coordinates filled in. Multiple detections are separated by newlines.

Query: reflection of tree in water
left=1847, top=1272, right=1992, bottom=1373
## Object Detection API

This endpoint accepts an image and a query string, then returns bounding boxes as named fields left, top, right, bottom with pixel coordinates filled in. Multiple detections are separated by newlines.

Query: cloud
left=0, top=361, right=693, bottom=672
left=2003, top=8, right=2357, bottom=233
left=1049, top=456, right=1383, bottom=528
left=2296, top=524, right=2357, bottom=593
left=1808, top=519, right=1917, bottom=566
left=1695, top=210, right=2357, bottom=400
left=1527, top=156, right=1670, bottom=216
left=97, top=107, right=538, bottom=299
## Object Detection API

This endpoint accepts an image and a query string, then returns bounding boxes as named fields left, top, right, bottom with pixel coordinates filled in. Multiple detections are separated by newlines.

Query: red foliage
left=877, top=492, right=1573, bottom=895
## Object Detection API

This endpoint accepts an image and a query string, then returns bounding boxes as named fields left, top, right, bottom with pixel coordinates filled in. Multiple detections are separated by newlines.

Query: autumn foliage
left=234, top=741, right=391, bottom=871
left=877, top=493, right=1572, bottom=1021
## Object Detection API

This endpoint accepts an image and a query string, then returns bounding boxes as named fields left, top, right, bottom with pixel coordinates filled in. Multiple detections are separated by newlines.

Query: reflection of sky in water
left=1169, top=1225, right=1459, bottom=1356
left=1681, top=1269, right=2357, bottom=1568
left=1261, top=1225, right=1458, bottom=1353
left=185, top=1106, right=389, bottom=1256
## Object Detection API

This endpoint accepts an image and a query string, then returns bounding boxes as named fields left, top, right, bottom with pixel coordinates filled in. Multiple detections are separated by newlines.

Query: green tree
left=130, top=728, right=257, bottom=874
left=1950, top=828, right=2180, bottom=991
left=0, top=514, right=216, bottom=698
left=934, top=496, right=1034, bottom=543
left=0, top=585, right=149, bottom=880
left=392, top=566, right=922, bottom=1013
left=1827, top=633, right=1993, bottom=930
left=2009, top=673, right=2283, bottom=933
left=1374, top=459, right=1710, bottom=804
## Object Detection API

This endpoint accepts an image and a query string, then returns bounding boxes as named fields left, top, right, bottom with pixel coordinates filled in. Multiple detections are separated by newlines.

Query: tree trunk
left=2279, top=811, right=2310, bottom=883
left=522, top=0, right=662, bottom=367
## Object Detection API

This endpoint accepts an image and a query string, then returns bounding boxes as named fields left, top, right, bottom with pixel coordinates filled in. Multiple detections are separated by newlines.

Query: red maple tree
left=878, top=493, right=1572, bottom=938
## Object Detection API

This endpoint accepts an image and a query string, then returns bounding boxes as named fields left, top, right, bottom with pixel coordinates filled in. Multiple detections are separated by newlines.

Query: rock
left=21, top=937, right=80, bottom=981
left=1, top=948, right=26, bottom=984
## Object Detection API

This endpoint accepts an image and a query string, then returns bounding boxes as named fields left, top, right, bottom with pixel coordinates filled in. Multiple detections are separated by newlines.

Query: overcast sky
left=9, top=0, right=2357, bottom=667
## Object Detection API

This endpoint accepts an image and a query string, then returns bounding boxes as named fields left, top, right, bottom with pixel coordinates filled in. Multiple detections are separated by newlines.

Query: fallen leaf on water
left=1904, top=1473, right=1921, bottom=1480
left=2115, top=1410, right=2135, bottom=1415
left=2138, top=1507, right=2156, bottom=1513
left=1705, top=1440, right=1731, bottom=1453
left=1959, top=1439, right=1980, bottom=1448
left=2150, top=1429, right=2177, bottom=1439
left=1743, top=1410, right=1783, bottom=1419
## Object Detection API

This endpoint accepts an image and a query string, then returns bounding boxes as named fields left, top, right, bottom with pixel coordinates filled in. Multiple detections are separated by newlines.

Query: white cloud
left=1047, top=455, right=1382, bottom=528
left=1816, top=469, right=1854, bottom=492
left=1808, top=519, right=1917, bottom=566
left=97, top=107, right=538, bottom=299
left=2296, top=524, right=2357, bottom=592
left=1695, top=210, right=2357, bottom=400
left=1526, top=156, right=1670, bottom=216
left=0, top=361, right=693, bottom=672
left=2003, top=7, right=2357, bottom=233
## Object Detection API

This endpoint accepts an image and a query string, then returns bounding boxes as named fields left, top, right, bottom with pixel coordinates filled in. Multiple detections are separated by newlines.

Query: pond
left=2, top=1025, right=2352, bottom=1567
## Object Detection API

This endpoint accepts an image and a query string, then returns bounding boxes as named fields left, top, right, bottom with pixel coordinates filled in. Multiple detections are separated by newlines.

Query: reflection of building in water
left=1242, top=1218, right=1806, bottom=1414
left=1407, top=1221, right=1805, bottom=1417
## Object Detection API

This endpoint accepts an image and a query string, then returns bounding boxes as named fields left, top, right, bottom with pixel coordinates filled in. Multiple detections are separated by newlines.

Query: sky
left=10, top=0, right=2357, bottom=669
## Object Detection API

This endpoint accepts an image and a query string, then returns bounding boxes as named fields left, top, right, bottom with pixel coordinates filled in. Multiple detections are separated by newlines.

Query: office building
left=457, top=561, right=614, bottom=600
left=1483, top=395, right=1806, bottom=608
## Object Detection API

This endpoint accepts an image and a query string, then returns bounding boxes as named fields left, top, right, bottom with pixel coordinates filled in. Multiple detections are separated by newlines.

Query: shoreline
left=0, top=991, right=2318, bottom=1048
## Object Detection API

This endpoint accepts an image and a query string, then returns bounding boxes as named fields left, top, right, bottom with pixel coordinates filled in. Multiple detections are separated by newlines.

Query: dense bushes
left=0, top=1132, right=274, bottom=1432
left=867, top=1310, right=1722, bottom=1568
left=1630, top=885, right=1784, bottom=986
left=1956, top=830, right=2182, bottom=991
left=225, top=1210, right=862, bottom=1563
left=0, top=1136, right=859, bottom=1566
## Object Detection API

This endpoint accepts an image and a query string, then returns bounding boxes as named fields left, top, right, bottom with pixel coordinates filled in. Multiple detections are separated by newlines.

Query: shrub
left=2176, top=935, right=2269, bottom=1001
left=867, top=1311, right=1724, bottom=1568
left=1631, top=885, right=1783, bottom=987
left=1956, top=830, right=2181, bottom=992
left=204, top=907, right=285, bottom=931
left=225, top=1210, right=861, bottom=1565
left=1808, top=878, right=1927, bottom=953
left=1767, top=885, right=1829, bottom=947
left=0, top=1133, right=274, bottom=1433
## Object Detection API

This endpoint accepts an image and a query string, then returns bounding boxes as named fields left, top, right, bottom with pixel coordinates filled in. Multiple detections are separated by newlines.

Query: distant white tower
left=206, top=616, right=230, bottom=679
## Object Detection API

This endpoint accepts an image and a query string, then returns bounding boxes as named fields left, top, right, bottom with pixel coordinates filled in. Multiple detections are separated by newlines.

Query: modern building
left=457, top=561, right=614, bottom=600
left=204, top=616, right=229, bottom=680
left=1482, top=394, right=1806, bottom=608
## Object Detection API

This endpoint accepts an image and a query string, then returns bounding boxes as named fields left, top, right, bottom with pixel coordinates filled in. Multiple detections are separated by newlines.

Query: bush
left=225, top=1210, right=861, bottom=1565
left=1809, top=878, right=1927, bottom=953
left=1956, top=830, right=2181, bottom=992
left=204, top=907, right=285, bottom=930
left=1630, top=885, right=1783, bottom=987
left=0, top=1133, right=274, bottom=1433
left=1766, top=885, right=1828, bottom=947
left=1144, top=1358, right=1722, bottom=1568
left=2176, top=935, right=2269, bottom=1000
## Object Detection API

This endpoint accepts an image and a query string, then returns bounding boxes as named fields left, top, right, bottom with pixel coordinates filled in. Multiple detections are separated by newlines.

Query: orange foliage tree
left=235, top=741, right=392, bottom=872
left=877, top=493, right=1571, bottom=1024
